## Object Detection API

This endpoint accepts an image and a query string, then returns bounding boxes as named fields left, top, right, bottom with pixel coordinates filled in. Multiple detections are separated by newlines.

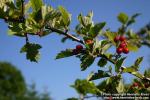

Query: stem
left=46, top=26, right=84, bottom=44
left=98, top=54, right=116, bottom=64
left=25, top=33, right=29, bottom=43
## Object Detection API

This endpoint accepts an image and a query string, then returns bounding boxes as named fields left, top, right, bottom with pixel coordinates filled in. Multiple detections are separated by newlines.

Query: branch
left=98, top=54, right=116, bottom=64
left=46, top=26, right=84, bottom=44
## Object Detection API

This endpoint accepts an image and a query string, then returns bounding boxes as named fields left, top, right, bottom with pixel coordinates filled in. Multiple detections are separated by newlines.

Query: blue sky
left=0, top=0, right=150, bottom=100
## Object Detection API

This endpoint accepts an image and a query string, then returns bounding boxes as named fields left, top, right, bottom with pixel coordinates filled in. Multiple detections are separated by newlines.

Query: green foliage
left=0, top=0, right=150, bottom=99
left=31, top=0, right=43, bottom=12
left=89, top=22, right=106, bottom=38
left=58, top=6, right=71, bottom=27
left=20, top=43, right=42, bottom=62
left=117, top=13, right=129, bottom=24
left=87, top=70, right=110, bottom=81
left=80, top=55, right=95, bottom=71
left=97, top=58, right=107, bottom=67
left=0, top=62, right=26, bottom=99
left=55, top=49, right=74, bottom=59
left=132, top=56, right=143, bottom=70
left=115, top=57, right=126, bottom=72
left=71, top=79, right=100, bottom=96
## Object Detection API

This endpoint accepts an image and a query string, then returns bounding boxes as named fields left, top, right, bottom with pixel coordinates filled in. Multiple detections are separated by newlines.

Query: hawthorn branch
left=46, top=26, right=84, bottom=44
left=25, top=33, right=29, bottom=44
left=98, top=54, right=116, bottom=64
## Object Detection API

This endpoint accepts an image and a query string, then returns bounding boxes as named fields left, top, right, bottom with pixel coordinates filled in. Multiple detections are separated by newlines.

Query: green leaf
left=117, top=13, right=129, bottom=24
left=80, top=55, right=95, bottom=71
left=127, top=13, right=141, bottom=26
left=20, top=43, right=42, bottom=62
left=132, top=57, right=143, bottom=70
left=116, top=80, right=124, bottom=93
left=97, top=58, right=107, bottom=67
left=55, top=49, right=74, bottom=59
left=134, top=56, right=143, bottom=66
left=87, top=70, right=110, bottom=81
left=66, top=98, right=78, bottom=100
left=115, top=57, right=126, bottom=72
left=30, top=0, right=43, bottom=12
left=127, top=41, right=139, bottom=52
left=105, top=31, right=116, bottom=45
left=89, top=22, right=106, bottom=38
left=58, top=6, right=71, bottom=26
left=71, top=79, right=100, bottom=95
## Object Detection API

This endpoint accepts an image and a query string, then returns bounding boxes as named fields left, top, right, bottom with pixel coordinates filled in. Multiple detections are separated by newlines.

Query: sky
left=0, top=0, right=150, bottom=100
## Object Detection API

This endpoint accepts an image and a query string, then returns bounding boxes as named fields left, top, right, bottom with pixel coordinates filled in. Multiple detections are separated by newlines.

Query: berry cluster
left=73, top=45, right=83, bottom=55
left=114, top=36, right=129, bottom=54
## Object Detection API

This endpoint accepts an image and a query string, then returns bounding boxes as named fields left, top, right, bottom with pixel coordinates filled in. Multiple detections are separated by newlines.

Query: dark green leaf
left=20, top=43, right=42, bottom=62
left=55, top=49, right=74, bottom=59
left=131, top=57, right=143, bottom=71
left=66, top=98, right=78, bottom=100
left=117, top=13, right=128, bottom=24
left=115, top=57, right=126, bottom=72
left=97, top=58, right=107, bottom=67
left=127, top=13, right=141, bottom=26
left=80, top=55, right=95, bottom=71
left=89, top=22, right=106, bottom=38
left=87, top=70, right=110, bottom=81
left=134, top=56, right=143, bottom=67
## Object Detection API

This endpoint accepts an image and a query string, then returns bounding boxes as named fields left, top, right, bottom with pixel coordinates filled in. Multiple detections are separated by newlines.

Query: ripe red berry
left=116, top=47, right=123, bottom=54
left=133, top=82, right=139, bottom=87
left=119, top=36, right=126, bottom=41
left=119, top=42, right=127, bottom=48
left=123, top=47, right=129, bottom=54
left=76, top=45, right=83, bottom=51
left=114, top=36, right=120, bottom=42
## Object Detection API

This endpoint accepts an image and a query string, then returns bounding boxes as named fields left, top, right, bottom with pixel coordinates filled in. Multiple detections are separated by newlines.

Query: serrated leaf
left=97, top=58, right=107, bottom=67
left=58, top=6, right=71, bottom=26
left=20, top=43, right=42, bottom=62
left=55, top=49, right=74, bottom=59
left=80, top=55, right=95, bottom=71
left=30, top=0, right=43, bottom=12
left=89, top=22, right=106, bottom=38
left=115, top=57, right=126, bottom=72
left=88, top=70, right=110, bottom=81
left=117, top=13, right=128, bottom=24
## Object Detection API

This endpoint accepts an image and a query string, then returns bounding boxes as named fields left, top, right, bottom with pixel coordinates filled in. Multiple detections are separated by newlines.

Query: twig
left=46, top=26, right=84, bottom=44
left=25, top=33, right=29, bottom=44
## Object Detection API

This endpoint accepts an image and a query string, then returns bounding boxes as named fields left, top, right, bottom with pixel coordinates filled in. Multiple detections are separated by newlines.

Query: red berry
left=114, top=36, right=120, bottom=42
left=76, top=45, right=83, bottom=51
left=123, top=47, right=129, bottom=54
left=119, top=42, right=127, bottom=48
left=133, top=82, right=139, bottom=87
left=116, top=47, right=123, bottom=54
left=119, top=36, right=126, bottom=41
